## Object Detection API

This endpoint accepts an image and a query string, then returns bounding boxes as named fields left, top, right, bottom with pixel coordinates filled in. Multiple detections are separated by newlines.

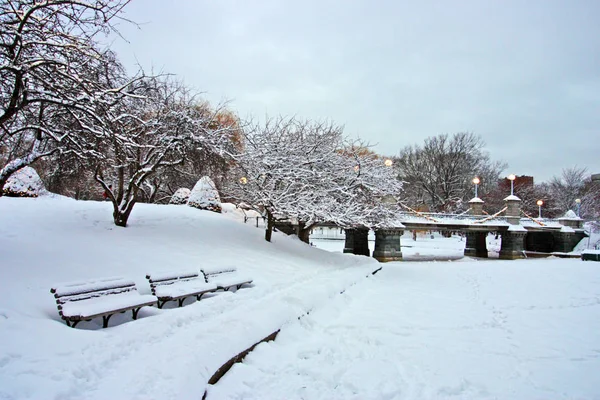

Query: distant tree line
left=393, top=132, right=600, bottom=220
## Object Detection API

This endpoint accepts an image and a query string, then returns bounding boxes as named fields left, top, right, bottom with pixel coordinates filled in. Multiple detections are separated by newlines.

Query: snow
left=211, top=260, right=600, bottom=400
left=3, top=166, right=47, bottom=197
left=52, top=277, right=136, bottom=297
left=1, top=196, right=600, bottom=400
left=59, top=292, right=157, bottom=319
left=468, top=197, right=484, bottom=203
left=562, top=210, right=580, bottom=219
left=508, top=224, right=527, bottom=232
left=582, top=249, right=600, bottom=255
left=153, top=281, right=217, bottom=298
left=0, top=195, right=377, bottom=400
left=503, top=194, right=521, bottom=201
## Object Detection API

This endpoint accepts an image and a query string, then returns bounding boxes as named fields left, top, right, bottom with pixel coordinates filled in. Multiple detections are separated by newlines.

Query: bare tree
left=0, top=0, right=131, bottom=194
left=546, top=167, right=600, bottom=219
left=395, top=132, right=505, bottom=212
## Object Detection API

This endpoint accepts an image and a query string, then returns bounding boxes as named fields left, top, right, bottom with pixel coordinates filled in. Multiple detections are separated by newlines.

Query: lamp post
left=536, top=200, right=543, bottom=219
left=472, top=177, right=480, bottom=198
left=384, top=159, right=393, bottom=167
left=575, top=198, right=581, bottom=217
left=507, top=174, right=516, bottom=196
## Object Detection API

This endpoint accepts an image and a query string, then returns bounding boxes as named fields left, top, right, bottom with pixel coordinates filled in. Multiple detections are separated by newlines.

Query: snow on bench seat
left=146, top=271, right=217, bottom=308
left=201, top=266, right=253, bottom=291
left=50, top=277, right=157, bottom=328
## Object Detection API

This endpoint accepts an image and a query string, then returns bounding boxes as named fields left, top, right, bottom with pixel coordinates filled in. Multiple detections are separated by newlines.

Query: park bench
left=145, top=271, right=218, bottom=308
left=581, top=249, right=600, bottom=262
left=201, top=266, right=253, bottom=291
left=50, top=277, right=157, bottom=328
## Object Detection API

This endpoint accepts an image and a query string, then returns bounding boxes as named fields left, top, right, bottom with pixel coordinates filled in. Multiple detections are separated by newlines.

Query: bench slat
left=146, top=270, right=218, bottom=308
left=146, top=271, right=199, bottom=283
left=51, top=277, right=157, bottom=328
left=153, top=281, right=217, bottom=298
left=59, top=293, right=158, bottom=320
left=201, top=267, right=253, bottom=291
left=51, top=277, right=135, bottom=297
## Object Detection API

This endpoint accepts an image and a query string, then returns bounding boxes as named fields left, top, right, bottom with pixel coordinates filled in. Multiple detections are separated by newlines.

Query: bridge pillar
left=373, top=228, right=403, bottom=262
left=504, top=195, right=522, bottom=225
left=551, top=230, right=586, bottom=253
left=499, top=229, right=527, bottom=259
left=469, top=198, right=484, bottom=216
left=464, top=231, right=488, bottom=258
left=343, top=228, right=370, bottom=256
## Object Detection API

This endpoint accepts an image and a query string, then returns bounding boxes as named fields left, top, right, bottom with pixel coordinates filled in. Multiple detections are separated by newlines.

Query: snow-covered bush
left=3, top=166, right=47, bottom=197
left=188, top=176, right=222, bottom=213
left=169, top=188, right=191, bottom=205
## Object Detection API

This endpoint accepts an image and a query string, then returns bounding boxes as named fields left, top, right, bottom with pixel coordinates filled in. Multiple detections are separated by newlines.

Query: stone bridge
left=307, top=196, right=585, bottom=262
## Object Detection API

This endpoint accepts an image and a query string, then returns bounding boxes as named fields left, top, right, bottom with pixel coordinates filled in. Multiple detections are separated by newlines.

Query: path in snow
left=210, top=258, right=600, bottom=400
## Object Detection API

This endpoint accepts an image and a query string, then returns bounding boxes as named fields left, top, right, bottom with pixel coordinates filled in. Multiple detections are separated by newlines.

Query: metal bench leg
left=102, top=314, right=113, bottom=328
left=178, top=298, right=186, bottom=307
left=132, top=307, right=141, bottom=320
left=65, top=319, right=80, bottom=328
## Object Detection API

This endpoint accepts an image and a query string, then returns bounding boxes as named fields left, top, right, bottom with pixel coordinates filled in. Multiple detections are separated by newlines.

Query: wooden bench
left=146, top=271, right=218, bottom=308
left=201, top=266, right=253, bottom=291
left=50, top=277, right=157, bottom=328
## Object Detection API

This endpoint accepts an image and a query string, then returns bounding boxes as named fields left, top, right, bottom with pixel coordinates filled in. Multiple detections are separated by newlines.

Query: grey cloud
left=110, top=0, right=600, bottom=182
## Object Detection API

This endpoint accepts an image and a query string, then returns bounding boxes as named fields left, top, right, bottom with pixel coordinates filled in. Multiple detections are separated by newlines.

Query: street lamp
left=507, top=174, right=516, bottom=196
left=384, top=159, right=393, bottom=167
left=536, top=200, right=543, bottom=218
left=575, top=198, right=581, bottom=217
left=472, top=177, right=480, bottom=198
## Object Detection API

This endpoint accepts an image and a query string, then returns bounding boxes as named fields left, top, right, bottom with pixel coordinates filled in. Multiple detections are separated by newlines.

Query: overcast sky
left=109, top=0, right=600, bottom=183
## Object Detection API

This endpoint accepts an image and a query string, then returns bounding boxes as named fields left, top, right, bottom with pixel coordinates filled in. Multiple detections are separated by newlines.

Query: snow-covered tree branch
left=225, top=117, right=403, bottom=242
left=0, top=0, right=132, bottom=194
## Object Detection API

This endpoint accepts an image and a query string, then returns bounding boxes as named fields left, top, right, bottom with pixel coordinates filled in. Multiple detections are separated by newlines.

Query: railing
left=243, top=215, right=266, bottom=228
left=396, top=211, right=509, bottom=225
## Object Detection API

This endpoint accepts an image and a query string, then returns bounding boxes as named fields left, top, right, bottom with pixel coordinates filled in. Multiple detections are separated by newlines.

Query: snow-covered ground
left=0, top=196, right=378, bottom=400
left=211, top=259, right=600, bottom=400
left=1, top=196, right=599, bottom=400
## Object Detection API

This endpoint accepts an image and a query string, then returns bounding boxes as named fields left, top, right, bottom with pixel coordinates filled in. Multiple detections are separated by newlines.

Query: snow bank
left=0, top=196, right=378, bottom=400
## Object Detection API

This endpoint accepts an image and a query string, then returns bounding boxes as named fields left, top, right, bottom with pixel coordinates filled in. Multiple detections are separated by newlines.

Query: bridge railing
left=396, top=212, right=509, bottom=225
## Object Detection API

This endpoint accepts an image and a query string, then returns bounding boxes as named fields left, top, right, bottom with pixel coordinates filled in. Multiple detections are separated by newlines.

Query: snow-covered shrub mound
left=169, top=188, right=191, bottom=205
left=3, top=166, right=47, bottom=197
left=187, top=176, right=222, bottom=213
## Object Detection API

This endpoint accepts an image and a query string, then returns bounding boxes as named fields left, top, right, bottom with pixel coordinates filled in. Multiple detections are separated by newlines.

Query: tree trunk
left=0, top=175, right=8, bottom=197
left=113, top=200, right=136, bottom=227
left=297, top=221, right=315, bottom=244
left=265, top=210, right=274, bottom=242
